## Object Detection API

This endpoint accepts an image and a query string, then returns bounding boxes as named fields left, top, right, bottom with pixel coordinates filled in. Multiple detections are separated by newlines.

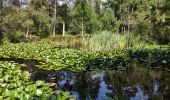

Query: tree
left=29, top=0, right=51, bottom=37
left=22, top=19, right=33, bottom=38
left=1, top=0, right=170, bottom=45
left=84, top=3, right=100, bottom=34
left=148, top=0, right=170, bottom=44
left=69, top=0, right=100, bottom=35
left=69, top=0, right=86, bottom=35
left=57, top=4, right=69, bottom=36
left=94, top=0, right=102, bottom=15
left=101, top=8, right=119, bottom=32
left=52, top=0, right=57, bottom=37
left=0, top=0, right=4, bottom=41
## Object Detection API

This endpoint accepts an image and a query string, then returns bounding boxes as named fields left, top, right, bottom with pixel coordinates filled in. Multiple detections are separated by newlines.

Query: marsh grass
left=22, top=32, right=156, bottom=51
left=82, top=31, right=150, bottom=51
left=27, top=34, right=83, bottom=49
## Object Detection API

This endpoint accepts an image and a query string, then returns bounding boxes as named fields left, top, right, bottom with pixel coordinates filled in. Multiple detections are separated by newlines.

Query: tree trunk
left=0, top=0, right=2, bottom=40
left=52, top=22, right=55, bottom=37
left=62, top=21, right=65, bottom=36
left=127, top=15, right=131, bottom=49
left=128, top=16, right=130, bottom=34
left=81, top=20, right=84, bottom=37
left=52, top=0, right=57, bottom=37
left=26, top=26, right=29, bottom=38
left=121, top=26, right=123, bottom=33
left=123, top=26, right=126, bottom=34
left=127, top=6, right=131, bottom=34
left=127, top=7, right=134, bottom=50
left=156, top=0, right=159, bottom=20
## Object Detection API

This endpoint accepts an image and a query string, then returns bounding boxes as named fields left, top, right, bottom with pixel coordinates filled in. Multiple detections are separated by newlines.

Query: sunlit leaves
left=0, top=61, right=75, bottom=99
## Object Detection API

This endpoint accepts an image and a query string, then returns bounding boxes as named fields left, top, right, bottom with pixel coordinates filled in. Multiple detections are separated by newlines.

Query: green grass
left=26, top=34, right=83, bottom=49
left=8, top=32, right=159, bottom=51
left=82, top=31, right=151, bottom=51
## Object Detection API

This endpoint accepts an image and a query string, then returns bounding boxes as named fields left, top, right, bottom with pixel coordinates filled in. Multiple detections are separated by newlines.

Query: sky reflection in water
left=31, top=66, right=170, bottom=100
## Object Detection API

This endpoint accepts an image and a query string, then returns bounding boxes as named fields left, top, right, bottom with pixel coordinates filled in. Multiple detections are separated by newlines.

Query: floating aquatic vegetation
left=0, top=61, right=75, bottom=99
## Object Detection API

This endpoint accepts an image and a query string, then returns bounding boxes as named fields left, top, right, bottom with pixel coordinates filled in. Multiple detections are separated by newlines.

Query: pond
left=0, top=58, right=169, bottom=100
left=27, top=64, right=170, bottom=100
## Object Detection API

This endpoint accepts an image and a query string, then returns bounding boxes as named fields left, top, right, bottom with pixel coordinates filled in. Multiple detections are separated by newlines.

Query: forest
left=0, top=0, right=170, bottom=100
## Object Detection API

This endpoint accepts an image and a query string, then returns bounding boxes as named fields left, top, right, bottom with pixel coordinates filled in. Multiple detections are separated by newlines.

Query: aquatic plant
left=0, top=61, right=75, bottom=99
left=0, top=43, right=169, bottom=99
left=0, top=43, right=169, bottom=72
left=131, top=47, right=170, bottom=69
left=82, top=31, right=150, bottom=51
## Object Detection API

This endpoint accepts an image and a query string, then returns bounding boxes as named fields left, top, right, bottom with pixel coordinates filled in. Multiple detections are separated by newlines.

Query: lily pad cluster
left=131, top=47, right=170, bottom=69
left=0, top=43, right=170, bottom=71
left=0, top=43, right=130, bottom=71
left=0, top=61, right=75, bottom=99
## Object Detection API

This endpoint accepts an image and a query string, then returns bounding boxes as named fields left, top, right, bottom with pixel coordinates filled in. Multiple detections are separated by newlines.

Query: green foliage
left=2, top=10, right=24, bottom=42
left=22, top=19, right=34, bottom=30
left=146, top=0, right=170, bottom=44
left=84, top=4, right=101, bottom=33
left=82, top=31, right=149, bottom=51
left=83, top=31, right=122, bottom=51
left=131, top=46, right=170, bottom=69
left=134, top=12, right=153, bottom=43
left=101, top=8, right=119, bottom=32
left=0, top=61, right=51, bottom=99
left=31, top=11, right=50, bottom=37
left=0, top=43, right=169, bottom=72
left=40, top=35, right=82, bottom=49
left=0, top=43, right=128, bottom=71
left=1, top=0, right=170, bottom=44
left=0, top=37, right=10, bottom=45
left=69, top=0, right=100, bottom=34
left=7, top=31, right=25, bottom=43
left=0, top=61, right=76, bottom=99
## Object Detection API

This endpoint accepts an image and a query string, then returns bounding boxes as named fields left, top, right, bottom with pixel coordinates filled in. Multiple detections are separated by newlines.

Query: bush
left=0, top=37, right=10, bottom=45
left=7, top=31, right=25, bottom=43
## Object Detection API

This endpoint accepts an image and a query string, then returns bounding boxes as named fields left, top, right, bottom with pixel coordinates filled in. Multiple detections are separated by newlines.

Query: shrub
left=7, top=31, right=25, bottom=43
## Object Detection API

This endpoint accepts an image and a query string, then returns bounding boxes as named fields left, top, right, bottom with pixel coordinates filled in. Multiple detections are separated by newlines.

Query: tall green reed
left=82, top=31, right=149, bottom=51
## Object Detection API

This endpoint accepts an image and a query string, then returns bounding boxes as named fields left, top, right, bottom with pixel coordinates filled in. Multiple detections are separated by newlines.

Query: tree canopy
left=1, top=0, right=170, bottom=44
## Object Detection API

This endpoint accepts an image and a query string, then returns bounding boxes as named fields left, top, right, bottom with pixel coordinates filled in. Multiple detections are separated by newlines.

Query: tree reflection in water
left=31, top=64, right=170, bottom=100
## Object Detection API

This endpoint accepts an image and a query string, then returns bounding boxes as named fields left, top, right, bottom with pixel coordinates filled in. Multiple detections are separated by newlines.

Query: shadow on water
left=0, top=57, right=44, bottom=75
left=0, top=58, right=170, bottom=100
left=0, top=58, right=41, bottom=66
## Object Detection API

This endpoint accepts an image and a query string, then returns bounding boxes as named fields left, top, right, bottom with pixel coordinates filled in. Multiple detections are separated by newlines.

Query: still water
left=29, top=65, right=170, bottom=100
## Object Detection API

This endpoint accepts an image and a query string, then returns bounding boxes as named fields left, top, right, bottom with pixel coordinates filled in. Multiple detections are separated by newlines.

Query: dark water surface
left=29, top=65, right=170, bottom=100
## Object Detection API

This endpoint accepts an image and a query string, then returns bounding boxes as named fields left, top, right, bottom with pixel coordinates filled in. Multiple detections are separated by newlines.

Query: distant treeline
left=0, top=0, right=170, bottom=44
